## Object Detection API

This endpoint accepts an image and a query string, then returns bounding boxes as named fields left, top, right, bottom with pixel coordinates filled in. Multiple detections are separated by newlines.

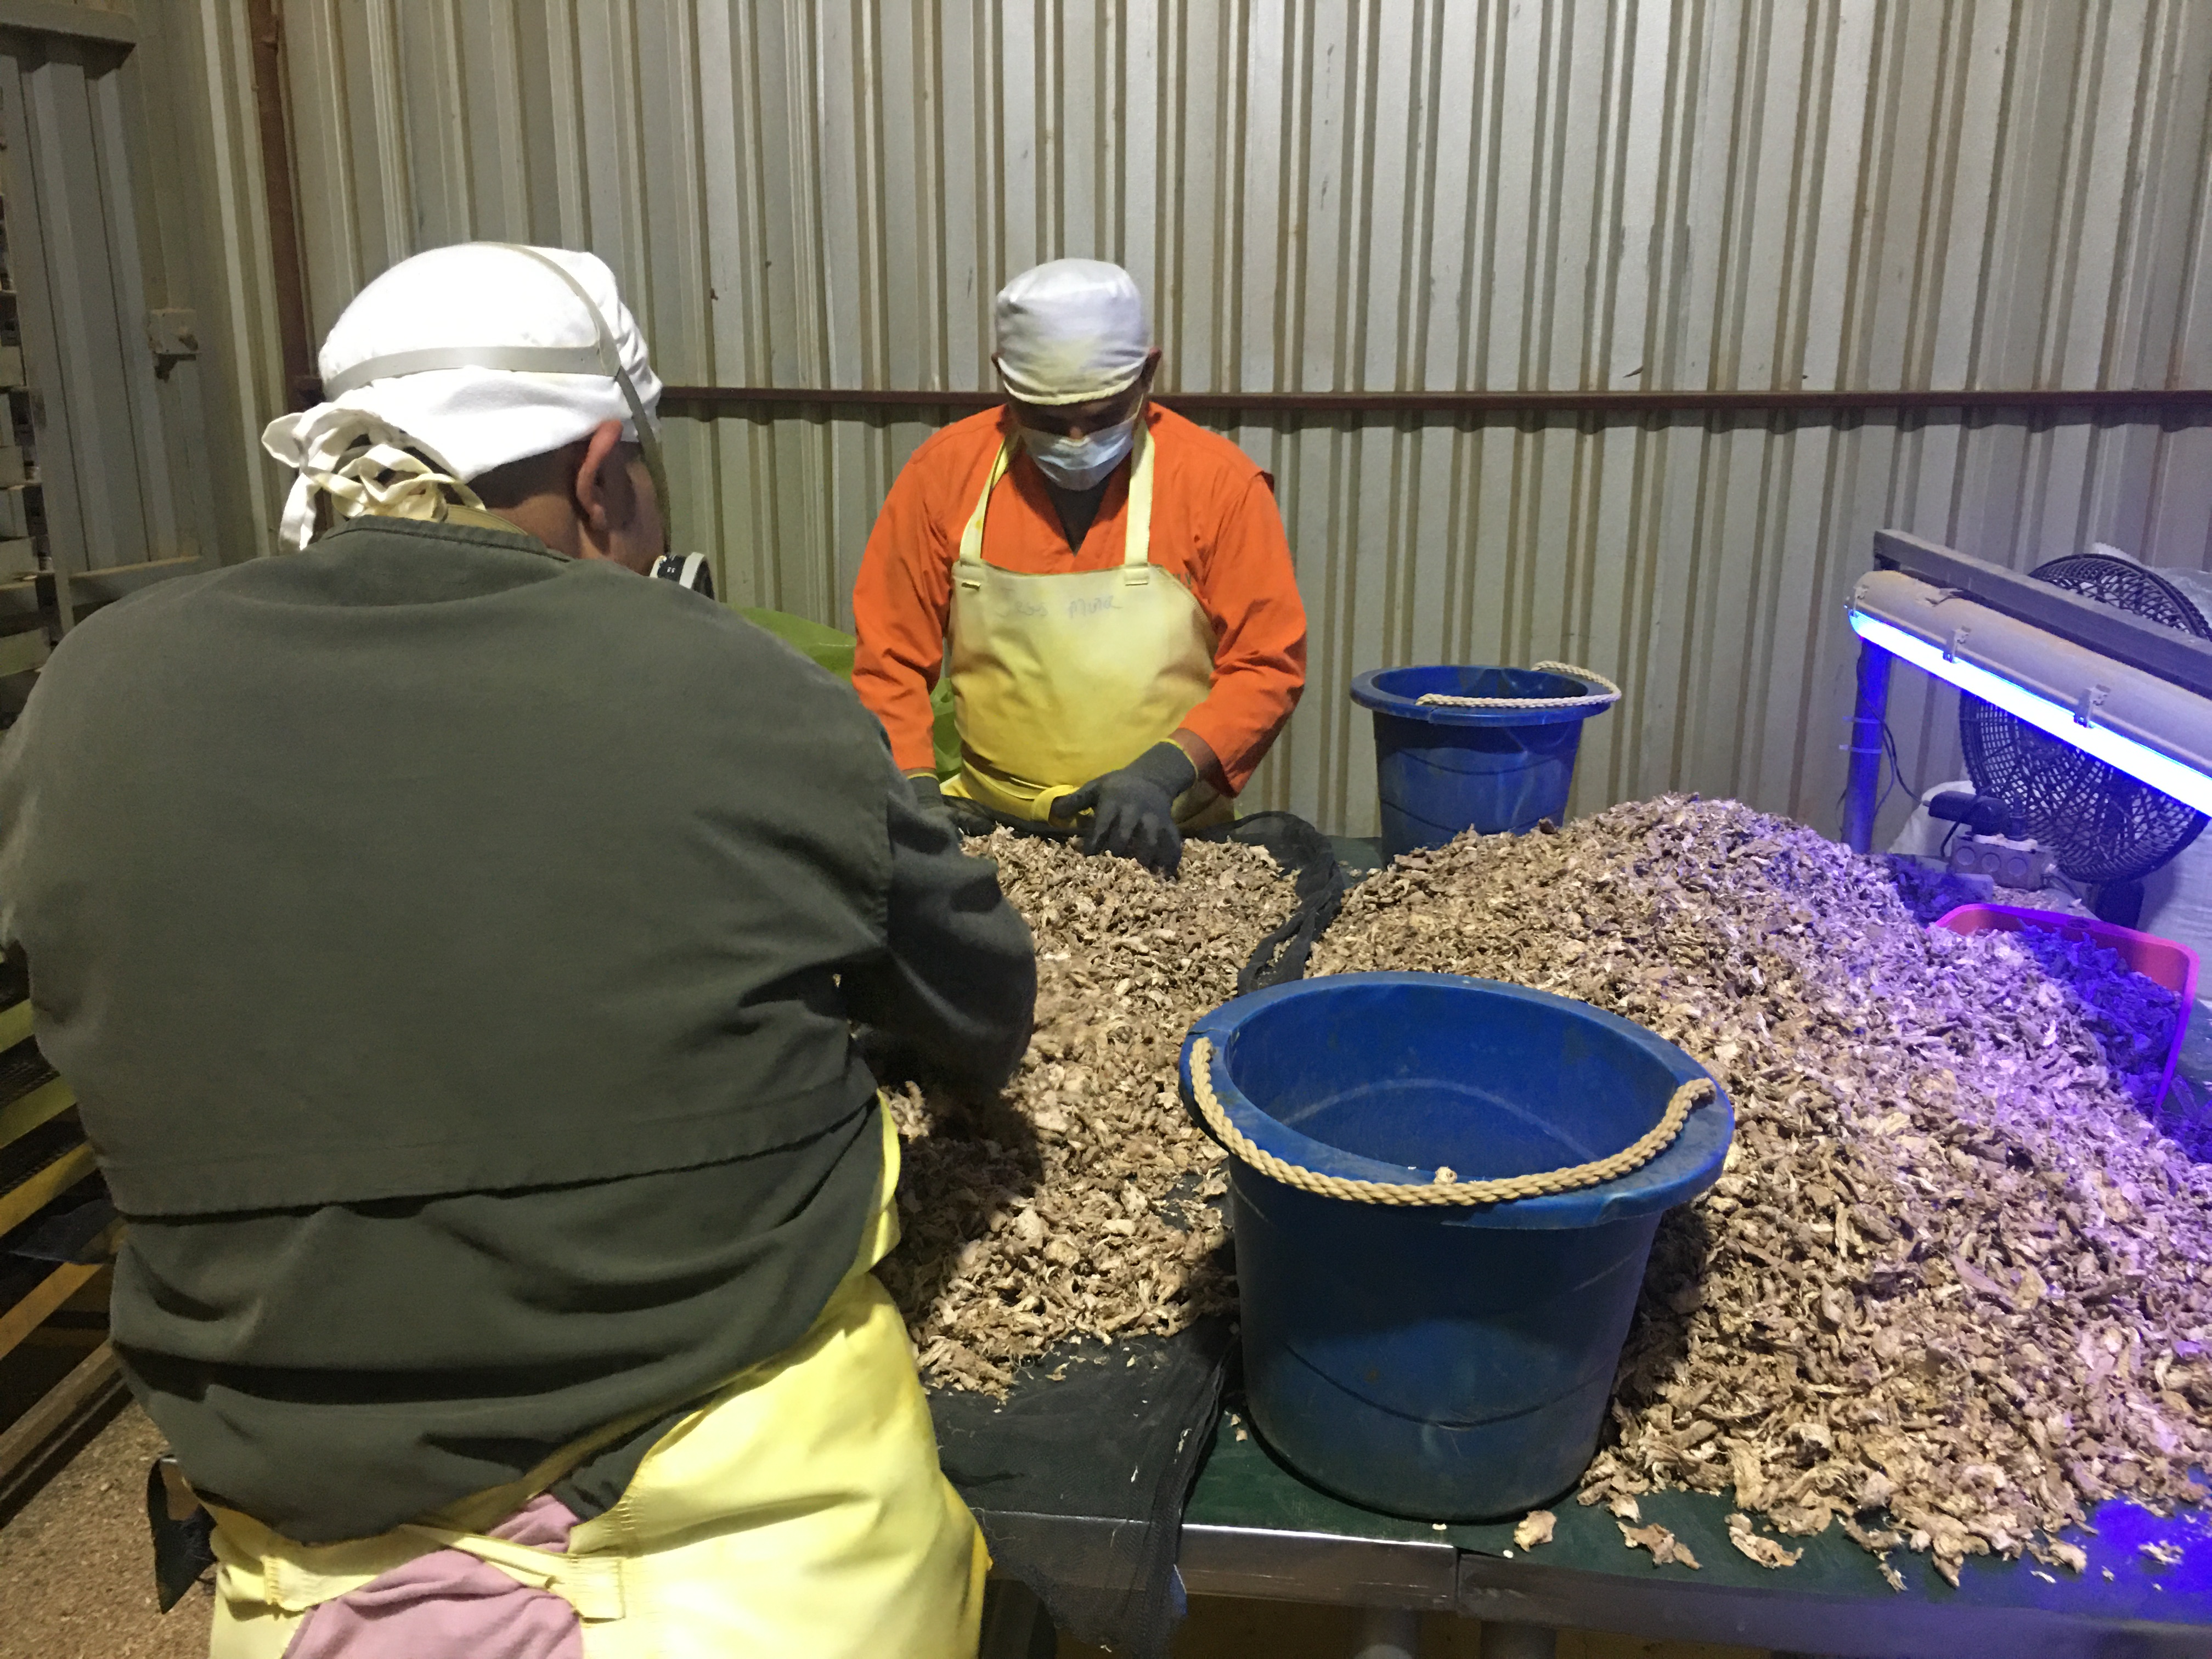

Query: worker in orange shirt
left=853, top=258, right=1307, bottom=874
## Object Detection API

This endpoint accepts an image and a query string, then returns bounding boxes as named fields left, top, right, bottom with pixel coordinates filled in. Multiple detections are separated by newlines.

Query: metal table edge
left=1454, top=1549, right=2212, bottom=1658
left=1182, top=1521, right=1460, bottom=1610
left=971, top=1509, right=1460, bottom=1611
left=976, top=1505, right=2212, bottom=1654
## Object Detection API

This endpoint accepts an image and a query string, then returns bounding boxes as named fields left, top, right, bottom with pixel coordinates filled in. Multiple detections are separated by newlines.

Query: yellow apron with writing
left=941, top=426, right=1232, bottom=828
left=203, top=1110, right=986, bottom=1659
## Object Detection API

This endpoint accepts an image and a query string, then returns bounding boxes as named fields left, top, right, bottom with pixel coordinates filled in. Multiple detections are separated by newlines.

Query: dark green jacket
left=0, top=515, right=1035, bottom=1539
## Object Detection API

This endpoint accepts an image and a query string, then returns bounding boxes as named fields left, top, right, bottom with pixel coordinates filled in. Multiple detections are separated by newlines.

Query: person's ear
left=570, top=419, right=630, bottom=539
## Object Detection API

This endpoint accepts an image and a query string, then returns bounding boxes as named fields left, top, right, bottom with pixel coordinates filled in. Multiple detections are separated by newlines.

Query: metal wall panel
left=0, top=19, right=222, bottom=591
left=270, top=0, right=2212, bottom=838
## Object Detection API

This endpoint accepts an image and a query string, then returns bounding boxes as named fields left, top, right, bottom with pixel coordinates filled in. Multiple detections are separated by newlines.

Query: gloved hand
left=1053, top=741, right=1198, bottom=874
left=912, top=771, right=998, bottom=839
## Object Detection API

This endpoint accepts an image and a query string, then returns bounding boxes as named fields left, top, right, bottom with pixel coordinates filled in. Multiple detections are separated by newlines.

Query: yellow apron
left=941, top=425, right=1232, bottom=828
left=204, top=1110, right=986, bottom=1659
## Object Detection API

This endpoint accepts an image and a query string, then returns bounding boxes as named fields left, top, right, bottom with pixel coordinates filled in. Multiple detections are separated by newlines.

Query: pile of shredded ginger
left=878, top=833, right=1293, bottom=1393
left=1312, top=796, right=2212, bottom=1586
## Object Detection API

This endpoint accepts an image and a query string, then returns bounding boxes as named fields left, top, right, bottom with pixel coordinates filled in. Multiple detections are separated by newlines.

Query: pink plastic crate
left=1932, top=902, right=2200, bottom=1112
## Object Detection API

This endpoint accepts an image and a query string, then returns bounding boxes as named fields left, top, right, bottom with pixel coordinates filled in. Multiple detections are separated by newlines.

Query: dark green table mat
left=1184, top=1413, right=2212, bottom=1627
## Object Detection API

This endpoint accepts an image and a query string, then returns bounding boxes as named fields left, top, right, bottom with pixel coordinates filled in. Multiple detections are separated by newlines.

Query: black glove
left=1053, top=741, right=1198, bottom=874
left=912, top=771, right=998, bottom=839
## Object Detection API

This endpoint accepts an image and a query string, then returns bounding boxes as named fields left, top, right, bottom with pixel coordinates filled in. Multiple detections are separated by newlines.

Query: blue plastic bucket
left=1180, top=972, right=1731, bottom=1519
left=1349, top=665, right=1613, bottom=855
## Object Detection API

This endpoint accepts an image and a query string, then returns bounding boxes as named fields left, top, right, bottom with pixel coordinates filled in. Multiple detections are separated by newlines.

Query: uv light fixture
left=1839, top=534, right=2212, bottom=851
left=1846, top=611, right=2212, bottom=816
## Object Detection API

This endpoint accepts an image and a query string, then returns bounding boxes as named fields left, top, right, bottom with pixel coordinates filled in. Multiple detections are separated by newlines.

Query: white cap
left=262, top=244, right=664, bottom=550
left=992, top=258, right=1150, bottom=406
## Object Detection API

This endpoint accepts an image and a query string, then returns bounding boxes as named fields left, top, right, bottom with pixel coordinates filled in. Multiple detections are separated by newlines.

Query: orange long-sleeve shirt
left=853, top=404, right=1307, bottom=793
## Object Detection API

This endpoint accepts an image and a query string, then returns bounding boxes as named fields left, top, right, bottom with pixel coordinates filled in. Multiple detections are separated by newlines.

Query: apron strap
left=400, top=1525, right=628, bottom=1620
left=954, top=442, right=1012, bottom=591
left=956, top=419, right=1155, bottom=586
left=213, top=1519, right=627, bottom=1622
left=1120, top=424, right=1154, bottom=584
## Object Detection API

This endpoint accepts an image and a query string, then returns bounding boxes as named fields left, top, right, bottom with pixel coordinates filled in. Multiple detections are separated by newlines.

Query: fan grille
left=1958, top=554, right=2209, bottom=885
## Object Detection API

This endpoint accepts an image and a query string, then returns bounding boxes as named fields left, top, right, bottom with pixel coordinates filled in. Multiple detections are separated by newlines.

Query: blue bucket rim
left=1349, top=665, right=1612, bottom=727
left=1178, top=972, right=1733, bottom=1229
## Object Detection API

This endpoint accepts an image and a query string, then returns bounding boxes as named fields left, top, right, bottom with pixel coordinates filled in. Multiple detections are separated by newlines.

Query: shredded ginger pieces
left=1727, top=1511, right=1803, bottom=1568
left=1512, top=1510, right=1555, bottom=1550
left=1619, top=1522, right=1701, bottom=1570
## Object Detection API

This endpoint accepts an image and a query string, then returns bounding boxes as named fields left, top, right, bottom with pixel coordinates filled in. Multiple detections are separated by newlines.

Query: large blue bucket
left=1350, top=665, right=1613, bottom=855
left=1180, top=973, right=1731, bottom=1520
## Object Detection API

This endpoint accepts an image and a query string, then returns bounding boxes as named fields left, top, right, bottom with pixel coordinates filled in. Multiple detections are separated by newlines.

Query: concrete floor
left=0, top=1404, right=206, bottom=1659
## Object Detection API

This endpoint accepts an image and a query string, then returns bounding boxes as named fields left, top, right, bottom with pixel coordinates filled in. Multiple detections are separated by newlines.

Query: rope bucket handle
left=1186, top=1035, right=1713, bottom=1206
left=1414, top=660, right=1623, bottom=713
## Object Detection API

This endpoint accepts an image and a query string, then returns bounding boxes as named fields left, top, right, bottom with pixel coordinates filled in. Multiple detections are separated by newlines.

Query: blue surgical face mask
left=1020, top=411, right=1138, bottom=490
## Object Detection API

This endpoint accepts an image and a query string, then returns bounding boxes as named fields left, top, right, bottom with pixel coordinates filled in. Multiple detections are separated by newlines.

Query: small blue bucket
left=1350, top=665, right=1613, bottom=855
left=1180, top=973, right=1730, bottom=1520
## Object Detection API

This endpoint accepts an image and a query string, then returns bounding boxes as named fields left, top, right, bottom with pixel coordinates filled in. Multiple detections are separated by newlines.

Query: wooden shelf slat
left=0, top=1000, right=30, bottom=1052
left=0, top=1341, right=123, bottom=1503
left=0, top=1141, right=94, bottom=1236
left=0, top=1075, right=70, bottom=1154
left=0, top=1259, right=98, bottom=1361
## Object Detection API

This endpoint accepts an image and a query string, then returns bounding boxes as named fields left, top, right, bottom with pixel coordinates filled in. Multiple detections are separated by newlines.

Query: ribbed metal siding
left=272, top=0, right=2212, bottom=838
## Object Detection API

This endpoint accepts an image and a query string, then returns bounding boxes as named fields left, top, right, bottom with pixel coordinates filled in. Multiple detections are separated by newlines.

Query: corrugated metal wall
left=270, top=0, right=2212, bottom=839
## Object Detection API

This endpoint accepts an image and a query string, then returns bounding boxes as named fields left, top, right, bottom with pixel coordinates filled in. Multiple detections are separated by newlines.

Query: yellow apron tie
left=205, top=1108, right=984, bottom=1659
left=208, top=1515, right=625, bottom=1621
left=941, top=422, right=1230, bottom=827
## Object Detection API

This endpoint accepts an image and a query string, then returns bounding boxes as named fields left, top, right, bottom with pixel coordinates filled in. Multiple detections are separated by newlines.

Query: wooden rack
left=0, top=984, right=122, bottom=1510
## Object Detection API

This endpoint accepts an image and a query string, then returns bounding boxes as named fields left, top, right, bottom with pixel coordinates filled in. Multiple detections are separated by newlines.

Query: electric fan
left=1954, top=549, right=2209, bottom=906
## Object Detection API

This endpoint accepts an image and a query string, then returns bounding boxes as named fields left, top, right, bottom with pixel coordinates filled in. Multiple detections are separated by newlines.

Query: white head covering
left=992, top=259, right=1150, bottom=406
left=262, top=243, right=664, bottom=551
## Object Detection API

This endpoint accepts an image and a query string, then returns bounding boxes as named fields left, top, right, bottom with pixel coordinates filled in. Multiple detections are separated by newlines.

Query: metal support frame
left=653, top=385, right=2212, bottom=417
left=244, top=0, right=316, bottom=410
left=1839, top=634, right=1893, bottom=852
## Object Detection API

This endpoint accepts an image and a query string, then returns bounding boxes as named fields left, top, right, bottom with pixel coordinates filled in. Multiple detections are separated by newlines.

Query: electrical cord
left=1882, top=721, right=1923, bottom=805
left=1839, top=719, right=1929, bottom=833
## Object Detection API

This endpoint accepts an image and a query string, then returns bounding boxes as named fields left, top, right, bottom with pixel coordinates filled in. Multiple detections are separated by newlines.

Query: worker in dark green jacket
left=0, top=243, right=1032, bottom=1658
